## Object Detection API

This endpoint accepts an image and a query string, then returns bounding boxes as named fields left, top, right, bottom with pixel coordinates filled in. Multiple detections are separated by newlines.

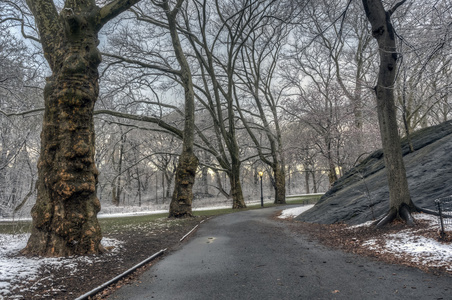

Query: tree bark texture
left=273, top=163, right=286, bottom=204
left=164, top=0, right=199, bottom=217
left=362, top=0, right=414, bottom=217
left=22, top=0, right=141, bottom=256
left=229, top=165, right=246, bottom=209
left=169, top=152, right=198, bottom=217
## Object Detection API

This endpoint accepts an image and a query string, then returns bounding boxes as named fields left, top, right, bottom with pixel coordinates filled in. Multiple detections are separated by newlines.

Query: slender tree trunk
left=112, top=133, right=124, bottom=207
left=305, top=170, right=310, bottom=194
left=362, top=0, right=415, bottom=227
left=136, top=168, right=142, bottom=207
left=201, top=166, right=209, bottom=196
left=273, top=163, right=286, bottom=204
left=312, top=171, right=317, bottom=193
left=287, top=165, right=292, bottom=195
left=327, top=140, right=338, bottom=185
left=165, top=171, right=174, bottom=199
left=162, top=172, right=165, bottom=201
left=164, top=1, right=199, bottom=217
left=229, top=165, right=246, bottom=209
left=213, top=169, right=230, bottom=199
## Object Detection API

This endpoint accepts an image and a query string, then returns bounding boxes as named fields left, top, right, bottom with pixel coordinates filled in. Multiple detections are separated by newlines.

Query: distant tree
left=0, top=27, right=42, bottom=217
left=235, top=9, right=291, bottom=204
left=22, top=0, right=143, bottom=256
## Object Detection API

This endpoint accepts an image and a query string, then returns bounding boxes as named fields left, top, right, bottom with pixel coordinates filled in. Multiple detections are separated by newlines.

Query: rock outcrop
left=296, top=120, right=452, bottom=225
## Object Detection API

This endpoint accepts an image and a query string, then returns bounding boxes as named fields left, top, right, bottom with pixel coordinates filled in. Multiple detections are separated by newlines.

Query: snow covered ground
left=0, top=205, right=451, bottom=298
left=0, top=235, right=121, bottom=298
left=361, top=213, right=452, bottom=272
left=278, top=206, right=452, bottom=272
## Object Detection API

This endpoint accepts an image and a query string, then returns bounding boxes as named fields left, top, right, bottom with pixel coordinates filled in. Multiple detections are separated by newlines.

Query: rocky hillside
left=296, top=120, right=452, bottom=225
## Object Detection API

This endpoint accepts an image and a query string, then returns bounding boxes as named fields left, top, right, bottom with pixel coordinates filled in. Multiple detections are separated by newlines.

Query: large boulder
left=296, top=120, right=452, bottom=225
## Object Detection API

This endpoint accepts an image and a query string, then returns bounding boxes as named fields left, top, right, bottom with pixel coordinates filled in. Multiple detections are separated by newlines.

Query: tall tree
left=22, top=0, right=142, bottom=256
left=158, top=0, right=199, bottom=218
left=362, top=0, right=415, bottom=227
left=182, top=0, right=283, bottom=209
left=235, top=17, right=290, bottom=204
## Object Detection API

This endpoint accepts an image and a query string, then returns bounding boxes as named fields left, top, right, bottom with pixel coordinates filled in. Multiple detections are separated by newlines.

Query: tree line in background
left=0, top=0, right=451, bottom=255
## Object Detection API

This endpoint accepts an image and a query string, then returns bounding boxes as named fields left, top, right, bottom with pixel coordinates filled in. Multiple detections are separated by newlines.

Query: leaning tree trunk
left=165, top=1, right=199, bottom=218
left=362, top=0, right=415, bottom=227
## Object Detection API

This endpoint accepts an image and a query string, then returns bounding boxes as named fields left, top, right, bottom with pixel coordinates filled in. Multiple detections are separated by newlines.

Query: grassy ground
left=0, top=194, right=322, bottom=235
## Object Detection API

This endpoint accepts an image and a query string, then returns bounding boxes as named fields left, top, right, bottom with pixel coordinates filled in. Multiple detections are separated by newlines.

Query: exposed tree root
left=373, top=204, right=416, bottom=228
left=374, top=208, right=397, bottom=228
left=373, top=201, right=451, bottom=229
left=400, top=204, right=415, bottom=226
left=415, top=205, right=444, bottom=217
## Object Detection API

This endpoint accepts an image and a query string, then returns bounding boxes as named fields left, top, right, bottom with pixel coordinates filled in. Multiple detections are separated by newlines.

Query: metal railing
left=435, top=196, right=452, bottom=237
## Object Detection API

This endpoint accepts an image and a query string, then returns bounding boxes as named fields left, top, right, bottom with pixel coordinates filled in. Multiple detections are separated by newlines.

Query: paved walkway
left=110, top=206, right=451, bottom=299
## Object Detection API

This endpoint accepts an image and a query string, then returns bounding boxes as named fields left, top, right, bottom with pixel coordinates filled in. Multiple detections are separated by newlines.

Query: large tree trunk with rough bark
left=22, top=0, right=141, bottom=256
left=362, top=0, right=415, bottom=227
left=169, top=152, right=198, bottom=217
left=23, top=4, right=102, bottom=257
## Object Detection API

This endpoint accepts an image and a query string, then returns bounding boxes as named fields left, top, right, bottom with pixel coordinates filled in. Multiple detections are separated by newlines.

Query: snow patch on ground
left=0, top=234, right=122, bottom=298
left=1, top=207, right=450, bottom=297
left=361, top=214, right=452, bottom=272
left=278, top=205, right=314, bottom=219
left=280, top=207, right=452, bottom=272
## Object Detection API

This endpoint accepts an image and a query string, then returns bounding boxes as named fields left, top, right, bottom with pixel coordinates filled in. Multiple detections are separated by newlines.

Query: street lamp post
left=259, top=171, right=264, bottom=207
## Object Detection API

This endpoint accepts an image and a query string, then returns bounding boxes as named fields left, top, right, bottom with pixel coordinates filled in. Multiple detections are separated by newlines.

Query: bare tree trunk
left=22, top=0, right=142, bottom=256
left=312, top=171, right=317, bottom=193
left=136, top=168, right=142, bottom=207
left=287, top=165, right=292, bottom=195
left=229, top=165, right=246, bottom=209
left=111, top=181, right=119, bottom=207
left=362, top=0, right=415, bottom=227
left=273, top=163, right=286, bottom=204
left=304, top=169, right=310, bottom=194
left=327, top=141, right=338, bottom=186
left=163, top=0, right=199, bottom=218
left=111, top=132, right=125, bottom=206
left=165, top=170, right=174, bottom=199
left=213, top=169, right=230, bottom=199
left=201, top=166, right=209, bottom=196
left=169, top=152, right=198, bottom=217
left=23, top=32, right=102, bottom=256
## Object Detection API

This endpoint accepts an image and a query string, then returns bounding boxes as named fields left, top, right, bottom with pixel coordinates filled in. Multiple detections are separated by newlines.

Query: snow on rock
left=278, top=205, right=314, bottom=219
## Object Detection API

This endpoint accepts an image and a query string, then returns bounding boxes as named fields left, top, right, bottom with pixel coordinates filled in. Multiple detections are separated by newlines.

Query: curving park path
left=109, top=206, right=451, bottom=300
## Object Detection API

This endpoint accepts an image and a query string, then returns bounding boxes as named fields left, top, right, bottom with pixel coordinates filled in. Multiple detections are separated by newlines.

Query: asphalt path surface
left=110, top=206, right=452, bottom=300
